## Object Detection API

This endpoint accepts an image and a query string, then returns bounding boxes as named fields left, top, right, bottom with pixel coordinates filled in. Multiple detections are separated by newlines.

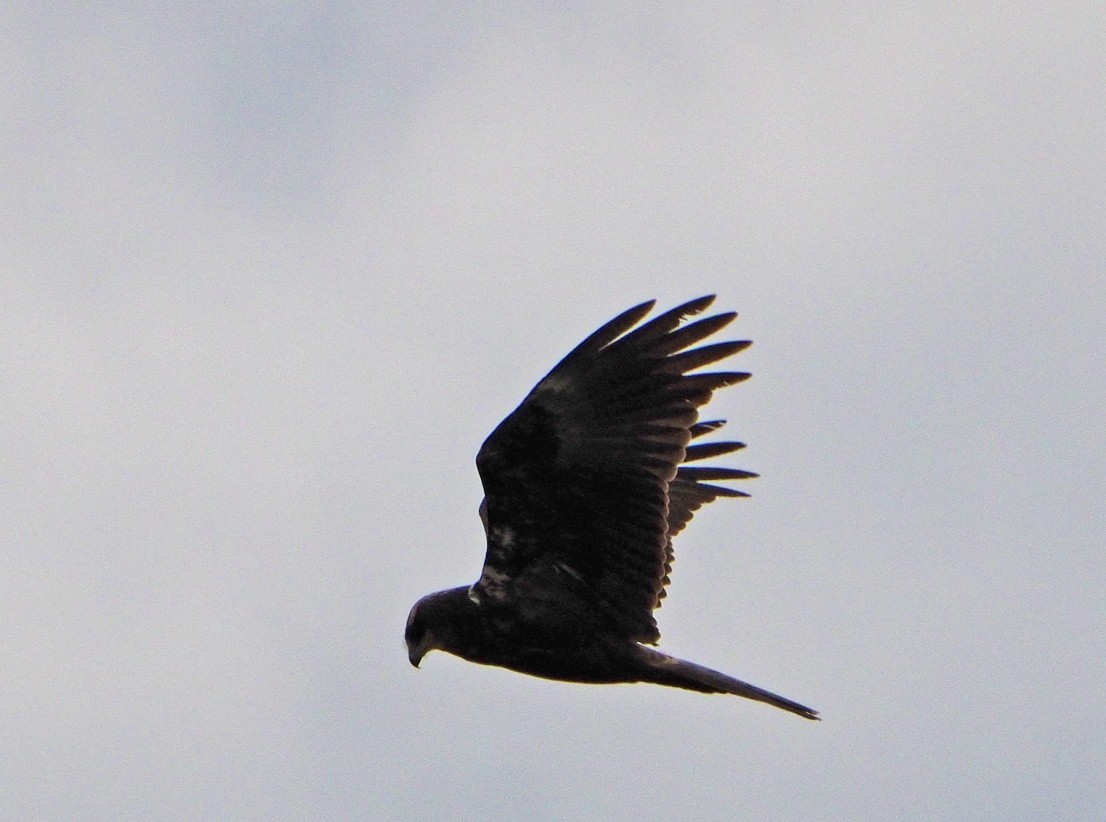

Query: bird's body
left=407, top=586, right=639, bottom=684
left=405, top=296, right=818, bottom=720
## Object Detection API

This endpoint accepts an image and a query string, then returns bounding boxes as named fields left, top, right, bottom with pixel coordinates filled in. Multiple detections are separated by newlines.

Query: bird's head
left=405, top=586, right=480, bottom=667
left=407, top=587, right=475, bottom=665
left=404, top=597, right=438, bottom=667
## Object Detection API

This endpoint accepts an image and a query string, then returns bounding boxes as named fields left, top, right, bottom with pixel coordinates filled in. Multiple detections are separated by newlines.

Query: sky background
left=3, top=4, right=1104, bottom=820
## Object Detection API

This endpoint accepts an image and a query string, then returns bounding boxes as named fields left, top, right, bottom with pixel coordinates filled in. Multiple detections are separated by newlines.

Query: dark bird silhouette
left=405, top=296, right=818, bottom=720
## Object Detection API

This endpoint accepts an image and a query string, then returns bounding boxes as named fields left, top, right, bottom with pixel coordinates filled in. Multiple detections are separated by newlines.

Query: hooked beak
left=408, top=636, right=431, bottom=668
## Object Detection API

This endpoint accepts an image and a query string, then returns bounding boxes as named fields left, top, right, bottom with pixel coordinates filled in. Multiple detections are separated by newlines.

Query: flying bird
left=405, top=296, right=818, bottom=720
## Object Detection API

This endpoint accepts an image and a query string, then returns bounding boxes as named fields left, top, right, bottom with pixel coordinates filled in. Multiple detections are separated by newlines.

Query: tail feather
left=635, top=647, right=820, bottom=720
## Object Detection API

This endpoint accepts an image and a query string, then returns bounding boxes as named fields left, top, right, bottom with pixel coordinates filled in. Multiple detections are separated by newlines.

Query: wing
left=472, top=296, right=753, bottom=644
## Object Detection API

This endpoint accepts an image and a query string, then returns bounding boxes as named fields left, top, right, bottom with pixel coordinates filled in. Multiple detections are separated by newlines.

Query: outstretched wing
left=472, top=296, right=753, bottom=644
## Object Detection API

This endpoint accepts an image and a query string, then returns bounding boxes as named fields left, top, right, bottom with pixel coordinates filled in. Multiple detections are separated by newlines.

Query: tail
left=635, top=646, right=820, bottom=720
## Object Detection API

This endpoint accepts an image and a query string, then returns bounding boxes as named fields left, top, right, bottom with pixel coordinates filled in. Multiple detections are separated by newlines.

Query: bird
left=405, top=296, right=818, bottom=720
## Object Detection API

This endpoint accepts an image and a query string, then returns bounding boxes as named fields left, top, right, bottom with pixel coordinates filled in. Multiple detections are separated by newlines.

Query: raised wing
left=472, top=296, right=753, bottom=643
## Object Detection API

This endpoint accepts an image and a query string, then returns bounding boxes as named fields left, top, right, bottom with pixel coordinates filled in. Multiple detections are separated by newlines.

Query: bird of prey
left=405, top=296, right=818, bottom=720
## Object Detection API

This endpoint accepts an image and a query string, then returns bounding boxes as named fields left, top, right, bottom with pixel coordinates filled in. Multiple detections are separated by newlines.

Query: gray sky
left=3, top=5, right=1104, bottom=820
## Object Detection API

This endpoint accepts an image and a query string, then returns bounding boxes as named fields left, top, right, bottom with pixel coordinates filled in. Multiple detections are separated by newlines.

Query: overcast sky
left=3, top=4, right=1104, bottom=820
